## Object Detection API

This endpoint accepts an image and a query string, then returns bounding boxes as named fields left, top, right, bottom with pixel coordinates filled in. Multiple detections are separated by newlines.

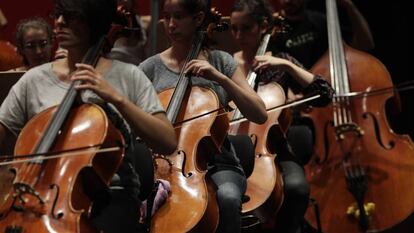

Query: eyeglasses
left=49, top=9, right=82, bottom=23
left=23, top=40, right=50, bottom=50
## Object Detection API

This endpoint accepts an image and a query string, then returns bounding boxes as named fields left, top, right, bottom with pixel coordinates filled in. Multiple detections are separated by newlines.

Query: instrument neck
left=34, top=37, right=107, bottom=155
left=166, top=31, right=206, bottom=124
left=232, top=33, right=271, bottom=121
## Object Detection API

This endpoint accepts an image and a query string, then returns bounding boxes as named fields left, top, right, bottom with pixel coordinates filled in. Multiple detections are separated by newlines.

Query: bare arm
left=254, top=55, right=315, bottom=87
left=112, top=99, right=177, bottom=154
left=221, top=67, right=268, bottom=124
left=72, top=64, right=177, bottom=155
left=340, top=0, right=375, bottom=50
left=185, top=59, right=267, bottom=124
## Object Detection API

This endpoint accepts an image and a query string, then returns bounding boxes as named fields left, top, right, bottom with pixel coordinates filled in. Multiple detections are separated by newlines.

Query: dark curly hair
left=54, top=0, right=117, bottom=46
left=177, top=0, right=209, bottom=15
left=232, top=0, right=275, bottom=27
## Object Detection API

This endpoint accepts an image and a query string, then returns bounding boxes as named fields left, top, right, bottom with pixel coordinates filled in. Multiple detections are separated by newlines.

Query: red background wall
left=0, top=0, right=280, bottom=42
left=1, top=1, right=54, bottom=42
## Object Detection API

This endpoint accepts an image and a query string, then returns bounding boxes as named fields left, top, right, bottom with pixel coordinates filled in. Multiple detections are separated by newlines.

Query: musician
left=230, top=0, right=334, bottom=232
left=139, top=0, right=267, bottom=232
left=107, top=0, right=148, bottom=65
left=272, top=0, right=374, bottom=69
left=10, top=17, right=54, bottom=71
left=0, top=0, right=176, bottom=232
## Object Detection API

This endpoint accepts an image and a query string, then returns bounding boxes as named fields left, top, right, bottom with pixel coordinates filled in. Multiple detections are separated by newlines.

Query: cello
left=0, top=41, right=23, bottom=71
left=229, top=30, right=285, bottom=225
left=304, top=0, right=414, bottom=232
left=0, top=8, right=23, bottom=71
left=0, top=5, right=142, bottom=232
left=151, top=8, right=228, bottom=233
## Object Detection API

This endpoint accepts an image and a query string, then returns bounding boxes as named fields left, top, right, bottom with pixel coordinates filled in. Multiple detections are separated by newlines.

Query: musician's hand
left=54, top=48, right=68, bottom=60
left=253, top=55, right=289, bottom=72
left=71, top=63, right=124, bottom=104
left=184, top=59, right=223, bottom=82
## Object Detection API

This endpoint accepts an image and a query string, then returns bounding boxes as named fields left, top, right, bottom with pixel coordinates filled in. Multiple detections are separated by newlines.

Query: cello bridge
left=335, top=123, right=364, bottom=140
left=9, top=183, right=47, bottom=216
left=13, top=183, right=44, bottom=205
left=153, top=154, right=173, bottom=169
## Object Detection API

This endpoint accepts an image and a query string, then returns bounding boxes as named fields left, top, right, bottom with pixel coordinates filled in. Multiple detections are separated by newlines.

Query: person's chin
left=58, top=41, right=77, bottom=50
left=168, top=34, right=182, bottom=41
left=240, top=42, right=253, bottom=50
left=56, top=32, right=70, bottom=42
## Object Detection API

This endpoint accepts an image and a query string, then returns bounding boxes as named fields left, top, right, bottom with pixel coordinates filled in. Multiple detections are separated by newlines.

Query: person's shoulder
left=209, top=50, right=237, bottom=76
left=139, top=54, right=161, bottom=66
left=209, top=50, right=235, bottom=63
left=8, top=62, right=52, bottom=92
left=210, top=49, right=232, bottom=57
left=275, top=52, right=305, bottom=68
left=110, top=60, right=146, bottom=77
left=20, top=62, right=52, bottom=81
left=111, top=59, right=135, bottom=69
left=138, top=53, right=165, bottom=79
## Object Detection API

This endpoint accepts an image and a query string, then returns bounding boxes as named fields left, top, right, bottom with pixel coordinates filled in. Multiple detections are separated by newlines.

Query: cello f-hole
left=315, top=120, right=335, bottom=165
left=178, top=150, right=192, bottom=178
left=49, top=184, right=64, bottom=219
left=362, top=112, right=395, bottom=150
left=250, top=134, right=258, bottom=152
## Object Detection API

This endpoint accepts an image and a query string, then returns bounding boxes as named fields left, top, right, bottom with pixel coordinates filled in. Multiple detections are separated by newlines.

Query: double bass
left=304, top=0, right=414, bottom=232
left=151, top=9, right=228, bottom=233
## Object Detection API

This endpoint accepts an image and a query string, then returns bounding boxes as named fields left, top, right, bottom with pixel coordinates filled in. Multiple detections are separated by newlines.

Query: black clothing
left=270, top=11, right=328, bottom=69
left=258, top=52, right=334, bottom=108
left=256, top=51, right=333, bottom=233
left=270, top=10, right=352, bottom=69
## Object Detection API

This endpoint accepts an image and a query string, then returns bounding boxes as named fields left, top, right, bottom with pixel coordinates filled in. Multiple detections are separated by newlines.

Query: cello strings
left=328, top=0, right=365, bottom=172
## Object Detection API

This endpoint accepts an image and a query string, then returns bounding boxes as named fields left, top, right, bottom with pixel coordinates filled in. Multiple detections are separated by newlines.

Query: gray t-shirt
left=139, top=50, right=244, bottom=174
left=0, top=60, right=164, bottom=200
left=139, top=50, right=237, bottom=107
left=0, top=60, right=164, bottom=136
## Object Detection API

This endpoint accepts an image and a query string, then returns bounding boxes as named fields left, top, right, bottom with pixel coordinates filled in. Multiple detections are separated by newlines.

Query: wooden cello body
left=0, top=41, right=23, bottom=71
left=153, top=86, right=227, bottom=233
left=229, top=32, right=285, bottom=225
left=150, top=10, right=230, bottom=230
left=0, top=104, right=124, bottom=233
left=0, top=34, right=125, bottom=232
left=304, top=0, right=414, bottom=232
left=230, top=82, right=285, bottom=223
